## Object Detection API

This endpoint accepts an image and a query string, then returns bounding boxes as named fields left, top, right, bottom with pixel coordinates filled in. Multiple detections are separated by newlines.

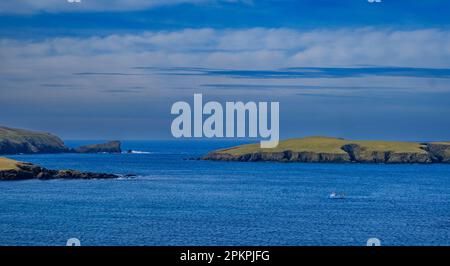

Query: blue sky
left=1, top=0, right=450, bottom=37
left=1, top=0, right=450, bottom=140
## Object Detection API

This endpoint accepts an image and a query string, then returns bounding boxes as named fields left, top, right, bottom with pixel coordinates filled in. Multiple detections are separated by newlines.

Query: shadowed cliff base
left=203, top=136, right=450, bottom=164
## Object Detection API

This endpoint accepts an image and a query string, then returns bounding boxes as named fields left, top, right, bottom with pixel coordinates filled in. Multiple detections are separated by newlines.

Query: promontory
left=0, top=125, right=121, bottom=155
left=0, top=157, right=119, bottom=181
left=203, top=136, right=450, bottom=164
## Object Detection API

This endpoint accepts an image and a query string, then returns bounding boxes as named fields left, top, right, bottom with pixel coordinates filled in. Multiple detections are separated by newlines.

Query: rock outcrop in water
left=72, top=141, right=121, bottom=154
left=0, top=157, right=119, bottom=181
left=203, top=136, right=450, bottom=164
left=0, top=125, right=121, bottom=155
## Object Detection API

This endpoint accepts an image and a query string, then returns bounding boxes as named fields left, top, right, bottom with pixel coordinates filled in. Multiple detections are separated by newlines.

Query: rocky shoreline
left=0, top=157, right=122, bottom=181
left=203, top=137, right=450, bottom=164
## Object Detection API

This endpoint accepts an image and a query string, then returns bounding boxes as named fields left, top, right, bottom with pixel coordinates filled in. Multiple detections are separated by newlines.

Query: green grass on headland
left=217, top=136, right=429, bottom=155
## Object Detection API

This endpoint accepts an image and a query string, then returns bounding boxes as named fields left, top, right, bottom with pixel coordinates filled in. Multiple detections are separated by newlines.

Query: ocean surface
left=1, top=140, right=450, bottom=246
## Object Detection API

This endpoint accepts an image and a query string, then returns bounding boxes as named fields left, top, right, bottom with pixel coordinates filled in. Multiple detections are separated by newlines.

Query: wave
left=123, top=150, right=152, bottom=154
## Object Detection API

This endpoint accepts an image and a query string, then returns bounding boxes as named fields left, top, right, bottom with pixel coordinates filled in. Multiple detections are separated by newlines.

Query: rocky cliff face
left=73, top=141, right=122, bottom=153
left=0, top=126, right=68, bottom=154
left=205, top=150, right=351, bottom=163
left=203, top=137, right=450, bottom=164
left=341, top=144, right=432, bottom=164
left=424, top=143, right=450, bottom=163
left=0, top=157, right=119, bottom=181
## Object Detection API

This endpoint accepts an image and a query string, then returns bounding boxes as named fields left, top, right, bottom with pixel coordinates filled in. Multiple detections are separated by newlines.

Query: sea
left=1, top=140, right=450, bottom=246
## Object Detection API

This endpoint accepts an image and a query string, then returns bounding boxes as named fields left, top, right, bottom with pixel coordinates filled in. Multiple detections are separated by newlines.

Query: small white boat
left=329, top=192, right=346, bottom=199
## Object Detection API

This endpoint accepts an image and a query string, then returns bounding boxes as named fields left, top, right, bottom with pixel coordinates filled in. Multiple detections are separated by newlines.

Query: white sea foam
left=124, top=150, right=152, bottom=154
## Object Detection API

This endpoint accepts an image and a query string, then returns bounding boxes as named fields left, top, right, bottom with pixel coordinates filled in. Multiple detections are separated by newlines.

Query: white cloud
left=1, top=27, right=450, bottom=101
left=1, top=28, right=449, bottom=69
left=0, top=0, right=211, bottom=14
left=1, top=27, right=450, bottom=139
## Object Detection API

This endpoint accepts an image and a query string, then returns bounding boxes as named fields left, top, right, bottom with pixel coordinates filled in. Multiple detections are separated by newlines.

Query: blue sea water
left=1, top=140, right=450, bottom=246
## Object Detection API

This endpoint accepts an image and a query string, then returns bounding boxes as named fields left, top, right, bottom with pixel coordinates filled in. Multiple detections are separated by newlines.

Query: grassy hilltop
left=219, top=136, right=427, bottom=155
left=204, top=136, right=450, bottom=164
left=0, top=157, right=21, bottom=171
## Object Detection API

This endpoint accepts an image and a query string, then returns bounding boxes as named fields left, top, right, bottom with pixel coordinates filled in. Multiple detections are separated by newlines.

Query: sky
left=1, top=0, right=450, bottom=141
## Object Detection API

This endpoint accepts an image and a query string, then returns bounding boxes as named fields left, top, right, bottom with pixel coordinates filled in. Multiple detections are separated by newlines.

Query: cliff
left=73, top=141, right=121, bottom=153
left=424, top=143, right=450, bottom=163
left=0, top=157, right=119, bottom=181
left=0, top=125, right=121, bottom=155
left=203, top=136, right=450, bottom=164
left=0, top=126, right=68, bottom=154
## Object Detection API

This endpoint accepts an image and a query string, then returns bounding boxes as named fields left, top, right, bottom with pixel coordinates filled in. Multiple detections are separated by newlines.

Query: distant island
left=203, top=136, right=450, bottom=164
left=0, top=125, right=121, bottom=155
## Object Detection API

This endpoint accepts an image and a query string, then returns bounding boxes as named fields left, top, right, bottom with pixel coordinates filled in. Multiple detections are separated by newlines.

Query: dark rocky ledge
left=0, top=157, right=120, bottom=181
left=72, top=141, right=122, bottom=154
